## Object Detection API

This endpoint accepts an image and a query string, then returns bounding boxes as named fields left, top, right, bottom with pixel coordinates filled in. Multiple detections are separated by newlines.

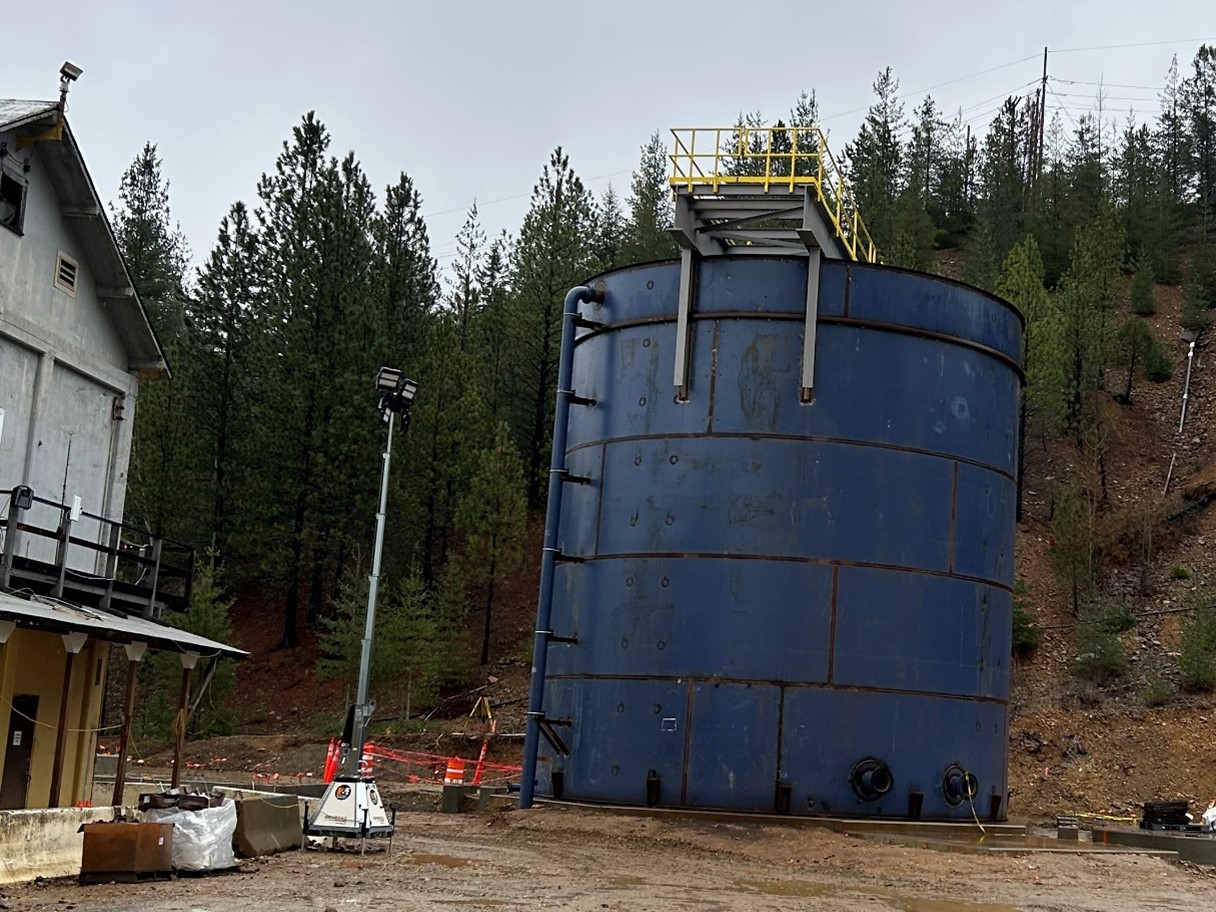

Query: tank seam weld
left=565, top=433, right=1017, bottom=483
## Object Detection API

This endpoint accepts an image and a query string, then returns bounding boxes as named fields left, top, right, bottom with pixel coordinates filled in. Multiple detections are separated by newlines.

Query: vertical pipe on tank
left=520, top=284, right=602, bottom=809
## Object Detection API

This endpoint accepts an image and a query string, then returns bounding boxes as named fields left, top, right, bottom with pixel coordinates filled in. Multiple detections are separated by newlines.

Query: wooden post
left=110, top=641, right=147, bottom=806
left=170, top=652, right=200, bottom=789
left=48, top=632, right=88, bottom=808
left=53, top=505, right=74, bottom=600
left=0, top=496, right=26, bottom=590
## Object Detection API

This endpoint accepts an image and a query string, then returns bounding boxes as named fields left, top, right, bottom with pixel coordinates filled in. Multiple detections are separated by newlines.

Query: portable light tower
left=305, top=367, right=418, bottom=840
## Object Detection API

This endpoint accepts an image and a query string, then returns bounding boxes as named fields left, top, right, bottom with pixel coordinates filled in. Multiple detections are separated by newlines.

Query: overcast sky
left=2, top=1, right=1213, bottom=280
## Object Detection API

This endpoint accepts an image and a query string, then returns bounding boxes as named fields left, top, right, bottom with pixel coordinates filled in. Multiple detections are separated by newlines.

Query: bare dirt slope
left=1006, top=278, right=1216, bottom=819
left=4, top=803, right=1211, bottom=912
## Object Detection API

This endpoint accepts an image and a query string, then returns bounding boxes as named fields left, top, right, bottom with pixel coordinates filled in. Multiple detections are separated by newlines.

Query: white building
left=0, top=78, right=242, bottom=815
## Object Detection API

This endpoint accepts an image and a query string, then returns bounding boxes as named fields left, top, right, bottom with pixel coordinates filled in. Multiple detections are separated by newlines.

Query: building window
left=54, top=252, right=78, bottom=297
left=0, top=170, right=26, bottom=235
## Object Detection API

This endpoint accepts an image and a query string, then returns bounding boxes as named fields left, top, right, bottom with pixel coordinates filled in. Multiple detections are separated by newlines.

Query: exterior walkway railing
left=669, top=126, right=877, bottom=263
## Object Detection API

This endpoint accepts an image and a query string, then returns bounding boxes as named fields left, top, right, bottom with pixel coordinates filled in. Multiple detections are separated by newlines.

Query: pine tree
left=997, top=236, right=1061, bottom=511
left=1158, top=55, right=1191, bottom=211
left=1114, top=316, right=1172, bottom=403
left=1181, top=263, right=1211, bottom=333
left=724, top=111, right=768, bottom=177
left=789, top=90, right=821, bottom=177
left=1062, top=115, right=1106, bottom=244
left=964, top=213, right=1000, bottom=292
left=846, top=68, right=906, bottom=251
left=455, top=423, right=527, bottom=665
left=384, top=571, right=468, bottom=714
left=448, top=204, right=484, bottom=350
left=138, top=556, right=236, bottom=740
left=247, top=114, right=385, bottom=647
left=593, top=185, right=627, bottom=270
left=1114, top=117, right=1176, bottom=273
left=1183, top=45, right=1216, bottom=237
left=1051, top=484, right=1096, bottom=616
left=318, top=563, right=464, bottom=714
left=934, top=110, right=979, bottom=245
left=171, top=557, right=236, bottom=736
left=975, top=97, right=1035, bottom=276
left=907, top=95, right=949, bottom=234
left=111, top=142, right=189, bottom=328
left=888, top=189, right=936, bottom=270
left=1033, top=113, right=1073, bottom=285
left=373, top=171, right=439, bottom=369
left=506, top=147, right=597, bottom=506
left=1054, top=209, right=1126, bottom=436
left=624, top=131, right=676, bottom=263
left=113, top=143, right=206, bottom=545
left=391, top=316, right=491, bottom=584
left=477, top=233, right=513, bottom=422
left=1129, top=254, right=1156, bottom=315
left=190, top=202, right=257, bottom=566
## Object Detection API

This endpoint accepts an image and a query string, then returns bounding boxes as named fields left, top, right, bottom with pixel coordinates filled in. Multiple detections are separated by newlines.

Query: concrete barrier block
left=0, top=807, right=127, bottom=884
left=232, top=794, right=303, bottom=857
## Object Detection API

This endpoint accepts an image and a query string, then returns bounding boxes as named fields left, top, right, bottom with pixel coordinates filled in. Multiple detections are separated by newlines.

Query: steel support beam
left=801, top=247, right=823, bottom=403
left=673, top=248, right=696, bottom=398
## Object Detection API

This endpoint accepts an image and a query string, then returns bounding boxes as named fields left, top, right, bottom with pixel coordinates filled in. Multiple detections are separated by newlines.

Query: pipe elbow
left=565, top=283, right=605, bottom=314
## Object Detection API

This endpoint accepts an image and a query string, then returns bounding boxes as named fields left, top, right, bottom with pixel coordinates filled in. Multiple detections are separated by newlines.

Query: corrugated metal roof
left=0, top=590, right=247, bottom=659
left=0, top=99, right=58, bottom=131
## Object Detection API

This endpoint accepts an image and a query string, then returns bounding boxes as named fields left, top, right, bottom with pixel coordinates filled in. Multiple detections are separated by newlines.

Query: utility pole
left=1037, top=47, right=1048, bottom=178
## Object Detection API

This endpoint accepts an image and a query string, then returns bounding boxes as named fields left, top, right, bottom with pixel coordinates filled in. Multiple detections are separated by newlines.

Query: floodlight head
left=374, top=366, right=419, bottom=421
left=60, top=61, right=83, bottom=83
left=375, top=366, right=402, bottom=393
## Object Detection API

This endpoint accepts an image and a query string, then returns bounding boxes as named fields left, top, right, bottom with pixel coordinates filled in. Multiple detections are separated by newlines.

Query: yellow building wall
left=0, top=629, right=108, bottom=809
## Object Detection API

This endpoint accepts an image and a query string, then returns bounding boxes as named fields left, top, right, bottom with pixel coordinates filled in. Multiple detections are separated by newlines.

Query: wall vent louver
left=54, top=251, right=78, bottom=296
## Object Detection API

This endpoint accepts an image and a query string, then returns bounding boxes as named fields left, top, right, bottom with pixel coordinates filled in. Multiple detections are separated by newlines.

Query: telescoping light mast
left=305, top=367, right=419, bottom=842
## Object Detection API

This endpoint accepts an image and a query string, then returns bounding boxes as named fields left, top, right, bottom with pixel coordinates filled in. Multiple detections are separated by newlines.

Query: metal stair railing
left=669, top=126, right=877, bottom=263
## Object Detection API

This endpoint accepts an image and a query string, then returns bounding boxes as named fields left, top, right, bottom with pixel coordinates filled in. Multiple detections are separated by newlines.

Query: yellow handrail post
left=789, top=129, right=798, bottom=193
left=763, top=128, right=772, bottom=192
left=836, top=175, right=843, bottom=239
left=713, top=128, right=722, bottom=191
left=696, top=132, right=702, bottom=187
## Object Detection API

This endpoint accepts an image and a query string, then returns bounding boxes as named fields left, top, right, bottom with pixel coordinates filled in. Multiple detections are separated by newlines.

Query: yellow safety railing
left=669, top=126, right=878, bottom=263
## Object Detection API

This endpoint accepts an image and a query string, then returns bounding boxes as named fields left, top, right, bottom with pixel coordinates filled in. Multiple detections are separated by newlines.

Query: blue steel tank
left=536, top=256, right=1022, bottom=820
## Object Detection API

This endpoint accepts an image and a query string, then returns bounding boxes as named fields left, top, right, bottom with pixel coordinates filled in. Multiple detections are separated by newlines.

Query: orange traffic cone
left=444, top=758, right=466, bottom=786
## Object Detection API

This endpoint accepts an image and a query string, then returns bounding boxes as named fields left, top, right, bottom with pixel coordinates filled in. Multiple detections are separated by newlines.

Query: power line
left=820, top=52, right=1042, bottom=123
left=904, top=54, right=1042, bottom=99
left=421, top=168, right=633, bottom=221
left=1045, top=83, right=1082, bottom=131
left=956, top=79, right=1041, bottom=115
left=1054, top=37, right=1216, bottom=54
left=1050, top=90, right=1162, bottom=102
left=960, top=105, right=1010, bottom=127
left=1053, top=78, right=1165, bottom=91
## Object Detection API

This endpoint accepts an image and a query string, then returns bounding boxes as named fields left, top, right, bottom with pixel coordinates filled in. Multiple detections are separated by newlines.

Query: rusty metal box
left=80, top=822, right=174, bottom=882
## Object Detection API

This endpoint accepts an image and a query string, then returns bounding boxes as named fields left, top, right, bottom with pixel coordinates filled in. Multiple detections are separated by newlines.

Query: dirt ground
left=3, top=801, right=1213, bottom=912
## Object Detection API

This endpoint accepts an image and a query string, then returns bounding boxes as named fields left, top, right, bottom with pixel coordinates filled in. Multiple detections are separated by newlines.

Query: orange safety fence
left=364, top=743, right=522, bottom=787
